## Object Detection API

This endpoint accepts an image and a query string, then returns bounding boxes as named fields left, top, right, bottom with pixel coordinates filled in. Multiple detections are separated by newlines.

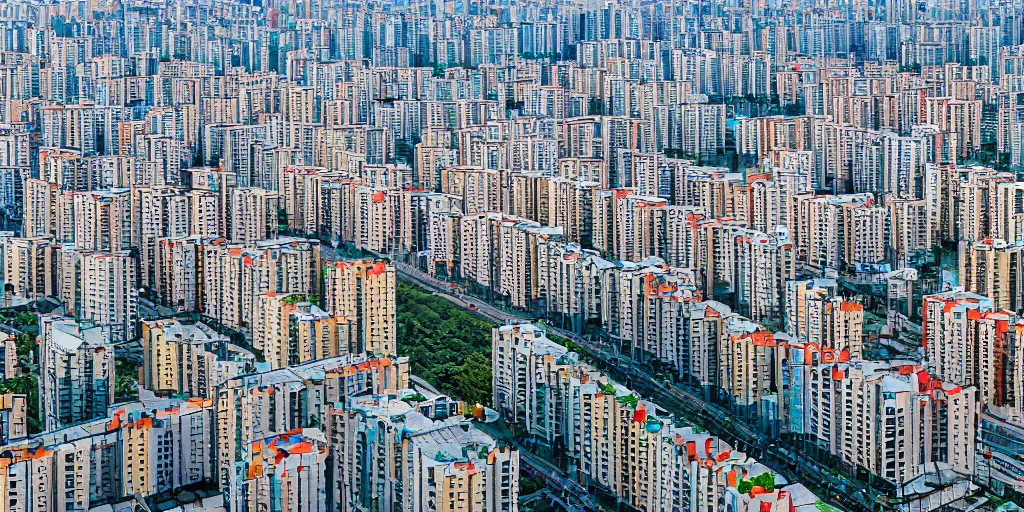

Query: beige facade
left=71, top=188, right=132, bottom=251
left=785, top=279, right=865, bottom=358
left=546, top=177, right=597, bottom=246
left=230, top=187, right=279, bottom=245
left=735, top=227, right=795, bottom=323
left=959, top=238, right=1024, bottom=313
left=0, top=399, right=215, bottom=512
left=201, top=237, right=320, bottom=331
left=252, top=292, right=344, bottom=369
left=805, top=361, right=978, bottom=483
left=886, top=196, right=931, bottom=265
left=792, top=193, right=876, bottom=271
left=132, top=186, right=190, bottom=288
left=154, top=236, right=201, bottom=312
left=493, top=322, right=814, bottom=512
left=323, top=259, right=396, bottom=357
left=353, top=185, right=402, bottom=254
left=719, top=318, right=776, bottom=408
left=141, top=318, right=255, bottom=398
left=2, top=236, right=56, bottom=300
left=22, top=179, right=59, bottom=239
left=923, top=290, right=1019, bottom=415
left=216, top=354, right=410, bottom=507
left=77, top=251, right=138, bottom=342
left=442, top=166, right=502, bottom=215
left=331, top=392, right=518, bottom=512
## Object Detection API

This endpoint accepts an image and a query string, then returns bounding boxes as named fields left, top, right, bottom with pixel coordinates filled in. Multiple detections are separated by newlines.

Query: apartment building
left=719, top=317, right=777, bottom=412
left=959, top=238, right=1024, bottom=313
left=493, top=323, right=823, bottom=512
left=0, top=334, right=15, bottom=379
left=71, top=188, right=131, bottom=251
left=784, top=279, right=864, bottom=358
left=77, top=251, right=138, bottom=342
left=21, top=179, right=59, bottom=239
left=331, top=392, right=518, bottom=512
left=242, top=429, right=330, bottom=512
left=0, top=399, right=215, bottom=512
left=38, top=315, right=115, bottom=430
left=215, top=355, right=410, bottom=506
left=792, top=193, right=876, bottom=271
left=1, top=236, right=56, bottom=300
left=734, top=227, right=795, bottom=324
left=352, top=185, right=402, bottom=254
left=323, top=259, right=396, bottom=357
left=141, top=318, right=256, bottom=399
left=442, top=166, right=502, bottom=215
left=923, top=290, right=1019, bottom=412
left=230, top=187, right=279, bottom=245
left=154, top=235, right=202, bottom=312
left=405, top=423, right=520, bottom=512
left=252, top=292, right=342, bottom=369
left=886, top=196, right=931, bottom=266
left=131, top=186, right=190, bottom=288
left=201, top=237, right=320, bottom=331
left=801, top=361, right=978, bottom=483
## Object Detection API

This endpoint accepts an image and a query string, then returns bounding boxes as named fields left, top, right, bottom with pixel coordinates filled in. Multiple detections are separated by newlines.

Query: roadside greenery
left=396, top=282, right=494, bottom=406
left=736, top=472, right=776, bottom=494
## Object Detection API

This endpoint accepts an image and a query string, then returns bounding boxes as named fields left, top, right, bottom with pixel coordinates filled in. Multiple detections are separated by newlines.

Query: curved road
left=409, top=374, right=441, bottom=395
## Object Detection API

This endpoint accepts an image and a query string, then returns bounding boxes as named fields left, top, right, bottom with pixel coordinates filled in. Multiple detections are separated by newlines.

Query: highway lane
left=475, top=421, right=601, bottom=512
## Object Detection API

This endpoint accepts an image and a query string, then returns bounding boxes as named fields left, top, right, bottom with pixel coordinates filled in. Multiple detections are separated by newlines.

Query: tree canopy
left=396, top=282, right=495, bottom=406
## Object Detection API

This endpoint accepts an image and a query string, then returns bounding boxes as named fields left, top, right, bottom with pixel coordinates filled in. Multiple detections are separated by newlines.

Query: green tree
left=752, top=472, right=776, bottom=491
left=396, top=282, right=495, bottom=405
left=14, top=312, right=37, bottom=328
left=446, top=353, right=492, bottom=406
left=14, top=332, right=34, bottom=359
left=737, top=478, right=753, bottom=494
left=519, top=473, right=547, bottom=495
left=0, top=374, right=41, bottom=433
left=114, top=360, right=139, bottom=402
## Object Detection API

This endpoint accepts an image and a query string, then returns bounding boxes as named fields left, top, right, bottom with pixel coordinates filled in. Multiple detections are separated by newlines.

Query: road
left=409, top=374, right=440, bottom=395
left=393, top=261, right=889, bottom=512
left=393, top=261, right=529, bottom=324
left=476, top=421, right=601, bottom=512
left=520, top=488, right=576, bottom=512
